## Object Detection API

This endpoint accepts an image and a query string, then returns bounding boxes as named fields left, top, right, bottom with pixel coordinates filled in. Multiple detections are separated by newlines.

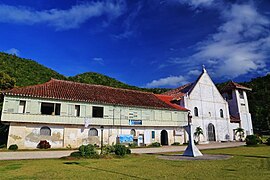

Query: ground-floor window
left=40, top=126, right=51, bottom=136
left=89, top=128, right=98, bottom=136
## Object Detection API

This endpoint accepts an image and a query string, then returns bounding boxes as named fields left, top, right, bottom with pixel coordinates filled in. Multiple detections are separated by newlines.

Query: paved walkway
left=0, top=142, right=245, bottom=160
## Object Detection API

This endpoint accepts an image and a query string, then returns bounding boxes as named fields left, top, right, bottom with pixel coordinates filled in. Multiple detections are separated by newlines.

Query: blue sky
left=0, top=0, right=270, bottom=88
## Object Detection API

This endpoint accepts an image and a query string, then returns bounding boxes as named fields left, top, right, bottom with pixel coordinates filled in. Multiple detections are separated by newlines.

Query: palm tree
left=235, top=127, right=244, bottom=141
left=194, top=126, right=204, bottom=143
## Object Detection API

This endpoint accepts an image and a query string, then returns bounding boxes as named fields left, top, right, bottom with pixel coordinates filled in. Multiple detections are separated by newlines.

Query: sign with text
left=129, top=120, right=142, bottom=125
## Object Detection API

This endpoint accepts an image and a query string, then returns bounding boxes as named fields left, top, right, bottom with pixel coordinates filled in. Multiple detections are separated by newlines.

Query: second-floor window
left=41, top=102, right=61, bottom=115
left=18, top=100, right=26, bottom=113
left=220, top=109, right=224, bottom=118
left=92, top=106, right=104, bottom=118
left=194, top=107, right=199, bottom=117
left=75, top=105, right=80, bottom=117
left=239, top=90, right=244, bottom=99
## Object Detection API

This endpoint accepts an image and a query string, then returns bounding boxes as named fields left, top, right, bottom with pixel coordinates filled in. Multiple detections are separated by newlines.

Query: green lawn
left=0, top=146, right=270, bottom=179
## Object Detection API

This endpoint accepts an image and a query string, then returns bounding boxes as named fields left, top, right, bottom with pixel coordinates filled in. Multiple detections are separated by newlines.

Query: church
left=0, top=67, right=253, bottom=149
left=164, top=67, right=253, bottom=142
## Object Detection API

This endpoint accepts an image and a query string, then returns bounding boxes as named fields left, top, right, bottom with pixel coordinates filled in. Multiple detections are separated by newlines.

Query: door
left=161, top=130, right=168, bottom=145
left=208, top=123, right=216, bottom=141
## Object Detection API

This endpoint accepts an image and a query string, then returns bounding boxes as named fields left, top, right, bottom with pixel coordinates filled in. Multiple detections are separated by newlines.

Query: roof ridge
left=50, top=78, right=154, bottom=94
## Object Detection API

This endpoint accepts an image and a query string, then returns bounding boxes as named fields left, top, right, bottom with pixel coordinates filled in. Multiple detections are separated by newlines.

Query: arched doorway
left=161, top=130, right=168, bottom=145
left=208, top=123, right=216, bottom=141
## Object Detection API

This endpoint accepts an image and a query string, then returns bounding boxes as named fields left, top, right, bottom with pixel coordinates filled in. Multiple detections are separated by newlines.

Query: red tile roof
left=221, top=81, right=252, bottom=92
left=3, top=79, right=187, bottom=111
left=162, top=83, right=193, bottom=100
left=154, top=94, right=189, bottom=111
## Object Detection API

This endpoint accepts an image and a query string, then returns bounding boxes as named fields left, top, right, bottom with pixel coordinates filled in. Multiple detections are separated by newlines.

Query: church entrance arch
left=208, top=123, right=216, bottom=141
left=161, top=130, right=168, bottom=145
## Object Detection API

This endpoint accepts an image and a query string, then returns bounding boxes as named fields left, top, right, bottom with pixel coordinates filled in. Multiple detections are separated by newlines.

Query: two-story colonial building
left=1, top=79, right=189, bottom=149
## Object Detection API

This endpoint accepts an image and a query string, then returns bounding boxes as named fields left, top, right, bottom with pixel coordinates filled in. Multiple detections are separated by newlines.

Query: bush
left=70, top=151, right=81, bottom=158
left=37, top=140, right=51, bottom=149
left=126, top=148, right=131, bottom=154
left=128, top=142, right=138, bottom=148
left=148, top=142, right=161, bottom=147
left=245, top=135, right=259, bottom=146
left=79, top=144, right=98, bottom=158
left=266, top=138, right=270, bottom=146
left=171, top=142, right=181, bottom=146
left=8, top=144, right=18, bottom=151
left=103, top=144, right=115, bottom=155
left=114, top=144, right=129, bottom=156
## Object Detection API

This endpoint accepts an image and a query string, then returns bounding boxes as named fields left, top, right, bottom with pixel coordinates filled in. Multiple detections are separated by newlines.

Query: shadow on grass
left=63, top=161, right=148, bottom=180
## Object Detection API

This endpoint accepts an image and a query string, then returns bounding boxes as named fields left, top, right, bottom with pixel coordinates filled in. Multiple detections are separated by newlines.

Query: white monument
left=183, top=113, right=203, bottom=157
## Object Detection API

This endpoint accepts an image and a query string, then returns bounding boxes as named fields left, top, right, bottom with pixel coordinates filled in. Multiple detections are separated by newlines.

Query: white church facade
left=164, top=67, right=253, bottom=142
left=0, top=68, right=253, bottom=149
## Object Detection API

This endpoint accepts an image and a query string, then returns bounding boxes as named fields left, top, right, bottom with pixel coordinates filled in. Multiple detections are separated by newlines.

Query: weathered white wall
left=7, top=123, right=186, bottom=149
left=182, top=71, right=231, bottom=141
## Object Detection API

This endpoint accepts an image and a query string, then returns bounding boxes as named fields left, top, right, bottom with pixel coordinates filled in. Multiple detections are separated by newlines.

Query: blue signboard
left=129, top=120, right=142, bottom=125
left=119, top=134, right=134, bottom=144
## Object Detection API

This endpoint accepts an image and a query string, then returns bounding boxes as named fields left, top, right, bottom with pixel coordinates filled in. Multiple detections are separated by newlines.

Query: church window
left=40, top=126, right=51, bottom=136
left=220, top=109, right=224, bottom=118
left=239, top=90, right=244, bottom=99
left=194, top=107, right=199, bottom=117
left=89, top=128, right=98, bottom=136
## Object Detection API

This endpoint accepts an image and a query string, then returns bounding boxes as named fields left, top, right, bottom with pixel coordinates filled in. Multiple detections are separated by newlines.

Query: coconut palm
left=235, top=127, right=244, bottom=141
left=194, top=126, right=204, bottom=143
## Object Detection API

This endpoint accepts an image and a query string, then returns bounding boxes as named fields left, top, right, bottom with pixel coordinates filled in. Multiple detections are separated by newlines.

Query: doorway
left=161, top=130, right=168, bottom=145
left=208, top=123, right=216, bottom=141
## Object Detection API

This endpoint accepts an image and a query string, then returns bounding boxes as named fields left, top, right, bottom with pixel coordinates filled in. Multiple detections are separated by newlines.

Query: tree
left=235, top=127, right=245, bottom=141
left=194, top=126, right=204, bottom=143
left=0, top=71, right=15, bottom=90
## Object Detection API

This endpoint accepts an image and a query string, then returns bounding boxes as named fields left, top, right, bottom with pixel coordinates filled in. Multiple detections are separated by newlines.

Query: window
left=41, top=102, right=61, bottom=115
left=152, top=131, right=155, bottom=139
left=92, top=106, right=104, bottom=118
left=18, top=100, right=26, bottom=113
left=75, top=105, right=80, bottom=117
left=194, top=107, right=199, bottom=117
left=89, top=128, right=98, bottom=136
left=239, top=90, right=244, bottom=99
left=40, top=126, right=51, bottom=136
left=130, top=129, right=136, bottom=136
left=220, top=109, right=224, bottom=118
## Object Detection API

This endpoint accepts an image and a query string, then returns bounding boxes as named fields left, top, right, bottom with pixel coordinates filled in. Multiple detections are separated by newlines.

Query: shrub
left=79, top=144, right=98, bottom=158
left=245, top=135, right=259, bottom=146
left=103, top=144, right=115, bottom=155
left=126, top=148, right=131, bottom=154
left=149, top=142, right=161, bottom=147
left=128, top=142, right=138, bottom=148
left=8, top=144, right=18, bottom=151
left=171, top=142, right=181, bottom=146
left=266, top=137, right=270, bottom=146
left=70, top=151, right=81, bottom=158
left=0, top=144, right=6, bottom=149
left=37, top=140, right=51, bottom=149
left=114, top=144, right=128, bottom=156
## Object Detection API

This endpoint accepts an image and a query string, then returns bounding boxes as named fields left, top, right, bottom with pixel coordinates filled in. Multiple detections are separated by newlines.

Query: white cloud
left=146, top=75, right=188, bottom=88
left=178, top=3, right=270, bottom=79
left=178, top=0, right=215, bottom=8
left=188, top=69, right=201, bottom=76
left=5, top=48, right=20, bottom=56
left=92, top=57, right=104, bottom=65
left=0, top=1, right=126, bottom=30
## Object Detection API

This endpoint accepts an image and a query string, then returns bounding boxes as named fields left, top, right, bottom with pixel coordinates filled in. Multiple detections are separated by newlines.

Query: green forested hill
left=68, top=72, right=141, bottom=90
left=243, top=74, right=270, bottom=133
left=0, top=52, right=66, bottom=87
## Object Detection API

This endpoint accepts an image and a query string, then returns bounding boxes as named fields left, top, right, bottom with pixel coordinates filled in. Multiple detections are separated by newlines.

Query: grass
left=0, top=146, right=270, bottom=179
